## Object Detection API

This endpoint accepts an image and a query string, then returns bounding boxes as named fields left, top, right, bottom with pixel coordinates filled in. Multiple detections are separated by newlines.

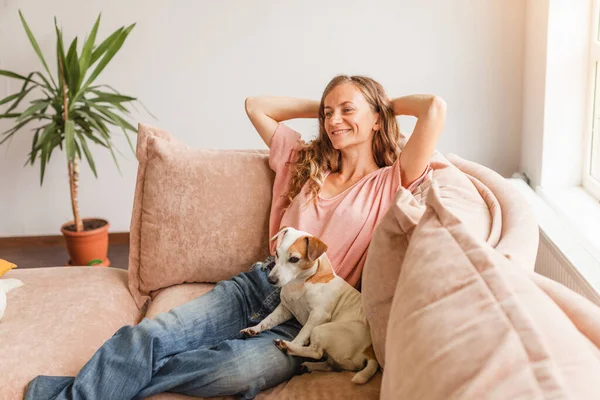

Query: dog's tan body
left=241, top=227, right=378, bottom=384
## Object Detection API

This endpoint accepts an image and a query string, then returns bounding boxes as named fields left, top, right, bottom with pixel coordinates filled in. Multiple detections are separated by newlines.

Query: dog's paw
left=240, top=328, right=259, bottom=337
left=298, top=363, right=311, bottom=375
left=273, top=339, right=288, bottom=353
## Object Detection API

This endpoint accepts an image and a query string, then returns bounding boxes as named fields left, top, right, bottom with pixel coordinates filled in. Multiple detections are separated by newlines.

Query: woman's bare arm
left=245, top=96, right=319, bottom=148
left=390, top=95, right=446, bottom=187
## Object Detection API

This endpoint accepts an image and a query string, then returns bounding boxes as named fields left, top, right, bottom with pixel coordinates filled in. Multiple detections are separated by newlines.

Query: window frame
left=583, top=0, right=600, bottom=200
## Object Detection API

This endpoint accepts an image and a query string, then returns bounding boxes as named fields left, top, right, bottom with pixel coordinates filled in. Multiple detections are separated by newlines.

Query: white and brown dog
left=241, top=227, right=379, bottom=384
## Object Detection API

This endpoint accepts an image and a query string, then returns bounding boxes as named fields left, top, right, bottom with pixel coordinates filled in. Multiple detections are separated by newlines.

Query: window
left=585, top=0, right=600, bottom=199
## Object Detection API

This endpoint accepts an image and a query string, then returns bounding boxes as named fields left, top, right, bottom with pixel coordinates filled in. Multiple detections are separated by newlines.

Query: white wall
left=0, top=0, right=525, bottom=237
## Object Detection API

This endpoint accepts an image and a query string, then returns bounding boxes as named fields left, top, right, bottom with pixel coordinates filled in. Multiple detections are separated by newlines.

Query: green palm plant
left=0, top=11, right=141, bottom=233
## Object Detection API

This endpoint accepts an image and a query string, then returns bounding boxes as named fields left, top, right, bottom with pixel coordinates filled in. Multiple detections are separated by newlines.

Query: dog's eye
left=288, top=257, right=300, bottom=263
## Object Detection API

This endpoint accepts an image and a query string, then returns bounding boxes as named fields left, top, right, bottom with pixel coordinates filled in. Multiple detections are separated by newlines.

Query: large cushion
left=362, top=152, right=496, bottom=367
left=0, top=267, right=143, bottom=399
left=143, top=284, right=382, bottom=400
left=446, top=153, right=539, bottom=269
left=128, top=123, right=274, bottom=308
left=382, top=182, right=600, bottom=399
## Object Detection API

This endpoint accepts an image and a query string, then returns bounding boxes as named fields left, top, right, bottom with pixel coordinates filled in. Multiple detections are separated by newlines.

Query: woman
left=25, top=75, right=445, bottom=400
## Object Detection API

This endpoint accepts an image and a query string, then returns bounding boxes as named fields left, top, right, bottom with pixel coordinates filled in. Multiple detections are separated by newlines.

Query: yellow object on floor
left=0, top=259, right=17, bottom=277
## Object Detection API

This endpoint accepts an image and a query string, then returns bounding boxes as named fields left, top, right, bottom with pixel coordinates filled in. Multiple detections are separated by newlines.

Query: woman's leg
left=134, top=320, right=303, bottom=400
left=25, top=259, right=280, bottom=400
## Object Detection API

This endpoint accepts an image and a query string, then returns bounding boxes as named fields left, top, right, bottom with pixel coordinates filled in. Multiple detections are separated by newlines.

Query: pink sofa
left=3, top=123, right=597, bottom=399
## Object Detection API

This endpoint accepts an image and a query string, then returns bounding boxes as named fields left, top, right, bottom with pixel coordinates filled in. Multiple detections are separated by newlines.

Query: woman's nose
left=330, top=111, right=342, bottom=125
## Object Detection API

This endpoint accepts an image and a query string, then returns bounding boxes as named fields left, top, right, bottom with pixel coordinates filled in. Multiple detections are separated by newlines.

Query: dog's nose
left=268, top=276, right=278, bottom=285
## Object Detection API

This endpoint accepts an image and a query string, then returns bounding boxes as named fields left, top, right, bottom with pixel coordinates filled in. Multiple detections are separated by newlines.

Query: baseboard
left=0, top=232, right=130, bottom=249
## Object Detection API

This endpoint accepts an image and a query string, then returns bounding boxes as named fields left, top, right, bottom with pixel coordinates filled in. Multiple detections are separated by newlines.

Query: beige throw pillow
left=128, top=124, right=274, bottom=308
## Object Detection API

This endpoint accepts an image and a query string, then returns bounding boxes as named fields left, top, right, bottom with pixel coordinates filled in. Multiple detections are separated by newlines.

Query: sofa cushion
left=381, top=182, right=600, bottom=400
left=0, top=267, right=143, bottom=400
left=446, top=153, right=539, bottom=269
left=144, top=284, right=381, bottom=400
left=145, top=283, right=215, bottom=319
left=129, top=123, right=275, bottom=308
left=145, top=371, right=381, bottom=400
left=362, top=152, right=496, bottom=367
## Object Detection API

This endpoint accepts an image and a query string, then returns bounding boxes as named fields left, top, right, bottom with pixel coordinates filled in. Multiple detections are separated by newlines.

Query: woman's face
left=323, top=82, right=380, bottom=151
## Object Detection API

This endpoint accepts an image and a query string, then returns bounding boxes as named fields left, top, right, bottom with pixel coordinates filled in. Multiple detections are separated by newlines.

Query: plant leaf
left=66, top=37, right=80, bottom=95
left=5, top=84, right=37, bottom=114
left=106, top=139, right=122, bottom=174
left=19, top=11, right=57, bottom=89
left=16, top=101, right=49, bottom=122
left=64, top=120, right=76, bottom=162
left=122, top=127, right=135, bottom=155
left=0, top=70, right=29, bottom=80
left=31, top=72, right=56, bottom=94
left=88, top=90, right=136, bottom=103
left=0, top=92, right=22, bottom=106
left=1, top=71, right=35, bottom=109
left=0, top=115, right=39, bottom=144
left=26, top=128, right=41, bottom=166
left=33, top=122, right=57, bottom=151
left=75, top=23, right=135, bottom=104
left=40, top=139, right=49, bottom=185
left=76, top=131, right=97, bottom=177
left=90, top=27, right=123, bottom=66
left=86, top=101, right=136, bottom=132
left=79, top=14, right=101, bottom=83
left=54, top=18, right=68, bottom=94
left=0, top=113, right=20, bottom=119
left=91, top=83, right=157, bottom=120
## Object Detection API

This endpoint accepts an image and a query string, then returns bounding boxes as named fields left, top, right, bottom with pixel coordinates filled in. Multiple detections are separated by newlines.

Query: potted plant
left=0, top=11, right=144, bottom=266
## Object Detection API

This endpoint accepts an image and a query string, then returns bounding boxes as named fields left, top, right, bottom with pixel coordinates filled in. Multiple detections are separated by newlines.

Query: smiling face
left=268, top=228, right=328, bottom=287
left=322, top=82, right=380, bottom=151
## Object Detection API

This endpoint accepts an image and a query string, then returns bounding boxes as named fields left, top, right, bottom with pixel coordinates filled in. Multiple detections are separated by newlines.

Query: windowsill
left=533, top=184, right=600, bottom=296
left=509, top=179, right=600, bottom=301
left=537, top=185, right=600, bottom=262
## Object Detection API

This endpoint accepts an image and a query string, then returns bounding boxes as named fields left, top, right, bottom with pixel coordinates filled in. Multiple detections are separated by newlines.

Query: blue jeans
left=24, top=257, right=303, bottom=400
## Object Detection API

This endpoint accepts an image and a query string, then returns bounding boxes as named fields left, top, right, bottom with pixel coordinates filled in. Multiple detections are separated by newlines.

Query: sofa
left=2, top=123, right=600, bottom=400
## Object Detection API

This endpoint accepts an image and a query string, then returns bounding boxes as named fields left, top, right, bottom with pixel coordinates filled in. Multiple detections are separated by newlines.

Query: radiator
left=508, top=178, right=600, bottom=306
left=535, top=231, right=600, bottom=306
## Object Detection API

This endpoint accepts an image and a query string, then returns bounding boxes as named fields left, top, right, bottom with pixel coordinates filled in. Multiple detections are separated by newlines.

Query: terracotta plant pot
left=61, top=218, right=110, bottom=267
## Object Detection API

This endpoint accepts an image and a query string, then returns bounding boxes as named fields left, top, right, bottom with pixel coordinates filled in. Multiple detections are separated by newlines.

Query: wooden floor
left=1, top=244, right=130, bottom=270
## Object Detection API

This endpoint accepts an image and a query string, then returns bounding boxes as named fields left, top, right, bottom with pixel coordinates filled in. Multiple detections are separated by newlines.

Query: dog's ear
left=270, top=226, right=289, bottom=242
left=305, top=236, right=328, bottom=262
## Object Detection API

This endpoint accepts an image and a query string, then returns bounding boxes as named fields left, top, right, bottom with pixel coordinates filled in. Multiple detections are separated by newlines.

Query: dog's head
left=267, top=227, right=328, bottom=287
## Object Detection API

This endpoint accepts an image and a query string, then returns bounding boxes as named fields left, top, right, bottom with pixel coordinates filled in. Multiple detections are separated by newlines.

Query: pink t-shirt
left=268, top=123, right=429, bottom=288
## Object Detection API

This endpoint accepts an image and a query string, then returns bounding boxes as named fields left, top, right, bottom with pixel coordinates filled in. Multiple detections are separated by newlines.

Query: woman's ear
left=373, top=116, right=380, bottom=132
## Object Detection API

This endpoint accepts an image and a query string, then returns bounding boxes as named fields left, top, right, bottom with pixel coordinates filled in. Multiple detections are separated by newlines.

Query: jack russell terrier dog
left=241, top=227, right=379, bottom=384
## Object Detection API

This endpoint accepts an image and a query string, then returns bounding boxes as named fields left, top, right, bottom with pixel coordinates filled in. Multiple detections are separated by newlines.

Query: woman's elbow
left=245, top=96, right=257, bottom=116
left=430, top=96, right=447, bottom=114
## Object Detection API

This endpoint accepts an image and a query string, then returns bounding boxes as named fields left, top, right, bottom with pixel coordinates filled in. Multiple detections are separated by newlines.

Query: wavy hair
left=286, top=75, right=405, bottom=206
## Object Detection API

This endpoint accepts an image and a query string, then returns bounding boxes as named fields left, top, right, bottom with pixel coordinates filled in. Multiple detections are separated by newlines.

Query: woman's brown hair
left=286, top=75, right=405, bottom=205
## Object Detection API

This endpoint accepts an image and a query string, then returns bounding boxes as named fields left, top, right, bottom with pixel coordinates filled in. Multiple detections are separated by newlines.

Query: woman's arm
left=390, top=95, right=446, bottom=188
left=245, top=97, right=319, bottom=148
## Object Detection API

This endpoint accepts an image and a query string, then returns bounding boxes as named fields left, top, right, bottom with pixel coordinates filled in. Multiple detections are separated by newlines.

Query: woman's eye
left=289, top=257, right=300, bottom=263
left=344, top=108, right=353, bottom=113
left=324, top=112, right=332, bottom=118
